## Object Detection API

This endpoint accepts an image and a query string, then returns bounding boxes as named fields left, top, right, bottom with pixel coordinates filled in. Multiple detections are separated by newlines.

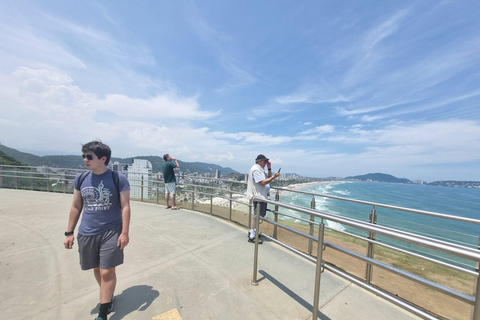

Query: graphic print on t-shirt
left=81, top=180, right=113, bottom=211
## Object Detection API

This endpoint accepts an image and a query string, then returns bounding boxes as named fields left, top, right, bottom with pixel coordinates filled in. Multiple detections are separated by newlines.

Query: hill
left=0, top=144, right=238, bottom=175
left=0, top=150, right=25, bottom=166
left=345, top=173, right=412, bottom=184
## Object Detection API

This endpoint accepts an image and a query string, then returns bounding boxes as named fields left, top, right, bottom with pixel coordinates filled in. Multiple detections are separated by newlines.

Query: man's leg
left=165, top=192, right=170, bottom=207
left=100, top=267, right=116, bottom=304
left=94, top=267, right=101, bottom=286
left=171, top=193, right=176, bottom=207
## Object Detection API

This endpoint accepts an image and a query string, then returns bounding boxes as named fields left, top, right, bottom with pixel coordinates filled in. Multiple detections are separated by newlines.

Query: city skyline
left=0, top=1, right=479, bottom=181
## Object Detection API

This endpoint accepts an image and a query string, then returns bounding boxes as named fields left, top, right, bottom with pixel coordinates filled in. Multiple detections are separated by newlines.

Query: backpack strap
left=76, top=171, right=91, bottom=191
left=76, top=170, right=121, bottom=201
left=112, top=170, right=120, bottom=200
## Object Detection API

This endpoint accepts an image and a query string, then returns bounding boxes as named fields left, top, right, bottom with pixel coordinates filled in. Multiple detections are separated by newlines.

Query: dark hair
left=163, top=154, right=169, bottom=161
left=82, top=141, right=112, bottom=165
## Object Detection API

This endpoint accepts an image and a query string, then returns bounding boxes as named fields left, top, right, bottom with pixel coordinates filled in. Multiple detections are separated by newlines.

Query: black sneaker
left=248, top=237, right=263, bottom=244
left=107, top=296, right=114, bottom=314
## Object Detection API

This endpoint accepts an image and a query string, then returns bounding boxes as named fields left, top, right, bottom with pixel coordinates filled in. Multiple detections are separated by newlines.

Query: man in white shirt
left=245, top=154, right=280, bottom=243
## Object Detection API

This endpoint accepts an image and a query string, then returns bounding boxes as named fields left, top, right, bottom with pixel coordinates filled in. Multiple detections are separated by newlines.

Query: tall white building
left=127, top=159, right=153, bottom=199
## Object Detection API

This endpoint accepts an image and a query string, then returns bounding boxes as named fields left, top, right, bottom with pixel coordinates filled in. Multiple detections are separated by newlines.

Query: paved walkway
left=0, top=189, right=422, bottom=320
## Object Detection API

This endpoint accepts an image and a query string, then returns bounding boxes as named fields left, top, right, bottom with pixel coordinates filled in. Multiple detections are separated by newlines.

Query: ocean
left=275, top=181, right=480, bottom=269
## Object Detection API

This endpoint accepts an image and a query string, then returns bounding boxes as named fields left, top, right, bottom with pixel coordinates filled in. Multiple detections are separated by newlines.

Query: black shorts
left=77, top=224, right=124, bottom=270
left=253, top=201, right=267, bottom=217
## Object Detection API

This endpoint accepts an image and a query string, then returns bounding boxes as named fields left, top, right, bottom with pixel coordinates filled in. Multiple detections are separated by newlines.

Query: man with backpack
left=63, top=141, right=131, bottom=320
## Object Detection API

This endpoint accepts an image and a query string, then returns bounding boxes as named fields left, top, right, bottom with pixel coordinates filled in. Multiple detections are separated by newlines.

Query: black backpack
left=76, top=170, right=121, bottom=199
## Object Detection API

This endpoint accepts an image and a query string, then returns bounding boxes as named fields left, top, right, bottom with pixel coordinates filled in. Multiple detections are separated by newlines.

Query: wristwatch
left=64, top=231, right=74, bottom=236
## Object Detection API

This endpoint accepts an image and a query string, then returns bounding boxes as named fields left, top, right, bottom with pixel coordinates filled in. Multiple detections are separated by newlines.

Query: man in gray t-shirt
left=63, top=141, right=131, bottom=320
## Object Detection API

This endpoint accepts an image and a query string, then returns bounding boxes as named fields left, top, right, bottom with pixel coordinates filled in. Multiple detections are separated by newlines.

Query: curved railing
left=1, top=165, right=479, bottom=319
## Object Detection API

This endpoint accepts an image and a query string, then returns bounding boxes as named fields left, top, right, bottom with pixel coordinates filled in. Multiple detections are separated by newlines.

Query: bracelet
left=268, top=168, right=272, bottom=170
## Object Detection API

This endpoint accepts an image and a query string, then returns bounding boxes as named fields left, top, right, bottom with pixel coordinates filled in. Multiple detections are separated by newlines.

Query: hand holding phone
left=277, top=168, right=281, bottom=173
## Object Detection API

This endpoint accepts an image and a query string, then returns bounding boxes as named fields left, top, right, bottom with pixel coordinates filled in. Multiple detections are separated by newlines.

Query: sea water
left=274, top=181, right=480, bottom=269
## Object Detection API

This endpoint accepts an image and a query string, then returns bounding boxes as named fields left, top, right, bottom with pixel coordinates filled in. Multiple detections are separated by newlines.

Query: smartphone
left=277, top=168, right=281, bottom=173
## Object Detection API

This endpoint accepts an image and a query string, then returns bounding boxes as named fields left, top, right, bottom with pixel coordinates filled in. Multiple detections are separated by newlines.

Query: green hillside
left=0, top=144, right=238, bottom=175
left=345, top=173, right=411, bottom=184
left=0, top=150, right=25, bottom=166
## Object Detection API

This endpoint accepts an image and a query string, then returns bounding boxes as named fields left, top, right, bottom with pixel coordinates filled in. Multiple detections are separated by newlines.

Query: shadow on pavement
left=259, top=270, right=331, bottom=320
left=91, top=285, right=160, bottom=320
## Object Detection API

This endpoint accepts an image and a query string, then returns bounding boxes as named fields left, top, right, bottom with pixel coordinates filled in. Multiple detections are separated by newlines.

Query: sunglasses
left=82, top=154, right=95, bottom=160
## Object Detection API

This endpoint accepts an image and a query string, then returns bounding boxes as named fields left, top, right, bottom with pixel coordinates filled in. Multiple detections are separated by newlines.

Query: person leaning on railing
left=245, top=154, right=280, bottom=244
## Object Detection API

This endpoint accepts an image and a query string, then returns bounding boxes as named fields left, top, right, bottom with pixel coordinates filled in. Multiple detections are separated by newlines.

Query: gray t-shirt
left=74, top=169, right=130, bottom=236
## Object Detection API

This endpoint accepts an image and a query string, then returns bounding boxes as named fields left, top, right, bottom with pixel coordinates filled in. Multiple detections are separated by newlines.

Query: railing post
left=15, top=167, right=18, bottom=189
left=229, top=183, right=233, bottom=221
left=0, top=167, right=3, bottom=188
left=141, top=175, right=144, bottom=201
left=63, top=176, right=67, bottom=193
left=191, top=182, right=195, bottom=210
left=251, top=202, right=261, bottom=286
left=471, top=237, right=480, bottom=320
left=156, top=184, right=159, bottom=204
left=248, top=198, right=252, bottom=230
left=210, top=192, right=213, bottom=215
left=46, top=173, right=49, bottom=192
left=273, top=190, right=280, bottom=239
left=308, top=195, right=316, bottom=255
left=312, top=222, right=325, bottom=320
left=30, top=176, right=33, bottom=190
left=365, top=205, right=377, bottom=284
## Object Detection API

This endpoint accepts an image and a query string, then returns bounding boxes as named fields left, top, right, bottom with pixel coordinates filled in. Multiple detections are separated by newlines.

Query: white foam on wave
left=325, top=220, right=346, bottom=232
left=333, top=190, right=350, bottom=196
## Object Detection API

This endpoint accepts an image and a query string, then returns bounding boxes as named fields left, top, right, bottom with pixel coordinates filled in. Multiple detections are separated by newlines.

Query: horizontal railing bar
left=261, top=217, right=317, bottom=242
left=272, top=211, right=320, bottom=226
left=322, top=264, right=440, bottom=320
left=326, top=224, right=478, bottom=276
left=260, top=233, right=316, bottom=263
left=256, top=197, right=480, bottom=262
left=273, top=186, right=480, bottom=225
left=262, top=231, right=442, bottom=319
left=325, top=241, right=475, bottom=304
left=263, top=212, right=475, bottom=303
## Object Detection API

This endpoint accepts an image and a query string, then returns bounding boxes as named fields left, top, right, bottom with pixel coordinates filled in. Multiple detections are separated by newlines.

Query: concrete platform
left=0, top=189, right=422, bottom=320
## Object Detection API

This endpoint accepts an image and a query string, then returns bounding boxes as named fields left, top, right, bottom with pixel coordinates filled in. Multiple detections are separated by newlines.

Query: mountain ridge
left=345, top=173, right=412, bottom=184
left=0, top=144, right=238, bottom=175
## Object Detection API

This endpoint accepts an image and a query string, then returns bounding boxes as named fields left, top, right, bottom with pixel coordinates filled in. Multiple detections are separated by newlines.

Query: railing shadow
left=90, top=285, right=160, bottom=320
left=259, top=270, right=331, bottom=320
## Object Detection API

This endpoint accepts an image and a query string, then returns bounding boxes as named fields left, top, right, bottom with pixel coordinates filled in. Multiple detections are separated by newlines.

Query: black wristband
left=268, top=168, right=272, bottom=170
left=65, top=231, right=74, bottom=236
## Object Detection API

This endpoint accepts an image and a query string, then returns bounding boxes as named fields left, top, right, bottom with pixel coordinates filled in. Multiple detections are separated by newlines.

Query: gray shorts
left=77, top=224, right=124, bottom=270
left=165, top=182, right=176, bottom=194
left=253, top=201, right=267, bottom=217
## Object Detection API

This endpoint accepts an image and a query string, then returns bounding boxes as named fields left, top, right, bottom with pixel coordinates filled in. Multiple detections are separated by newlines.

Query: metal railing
left=1, top=165, right=479, bottom=319
left=250, top=196, right=480, bottom=320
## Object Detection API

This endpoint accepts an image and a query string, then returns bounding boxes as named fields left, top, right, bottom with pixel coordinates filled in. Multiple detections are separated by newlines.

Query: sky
left=0, top=1, right=479, bottom=182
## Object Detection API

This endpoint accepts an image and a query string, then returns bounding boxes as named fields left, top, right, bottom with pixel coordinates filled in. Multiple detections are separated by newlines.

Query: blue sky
left=0, top=1, right=479, bottom=181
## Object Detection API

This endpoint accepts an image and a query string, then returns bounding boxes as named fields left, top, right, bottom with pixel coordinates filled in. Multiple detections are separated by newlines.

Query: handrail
left=273, top=186, right=480, bottom=225
left=251, top=196, right=480, bottom=320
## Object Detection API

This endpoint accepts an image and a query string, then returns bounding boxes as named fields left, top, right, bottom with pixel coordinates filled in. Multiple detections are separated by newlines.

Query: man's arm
left=117, top=189, right=131, bottom=250
left=63, top=189, right=83, bottom=249
left=260, top=172, right=280, bottom=186
left=173, top=158, right=179, bottom=168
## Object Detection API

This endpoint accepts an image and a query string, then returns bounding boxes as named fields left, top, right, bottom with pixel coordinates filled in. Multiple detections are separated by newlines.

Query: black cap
left=255, top=154, right=269, bottom=162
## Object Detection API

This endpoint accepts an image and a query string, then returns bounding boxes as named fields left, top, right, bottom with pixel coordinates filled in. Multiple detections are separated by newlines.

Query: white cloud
left=299, top=125, right=335, bottom=135
left=92, top=93, right=220, bottom=120
left=276, top=82, right=350, bottom=105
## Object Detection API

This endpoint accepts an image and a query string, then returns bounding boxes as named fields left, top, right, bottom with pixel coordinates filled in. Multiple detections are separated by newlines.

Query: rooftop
left=0, top=189, right=421, bottom=320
